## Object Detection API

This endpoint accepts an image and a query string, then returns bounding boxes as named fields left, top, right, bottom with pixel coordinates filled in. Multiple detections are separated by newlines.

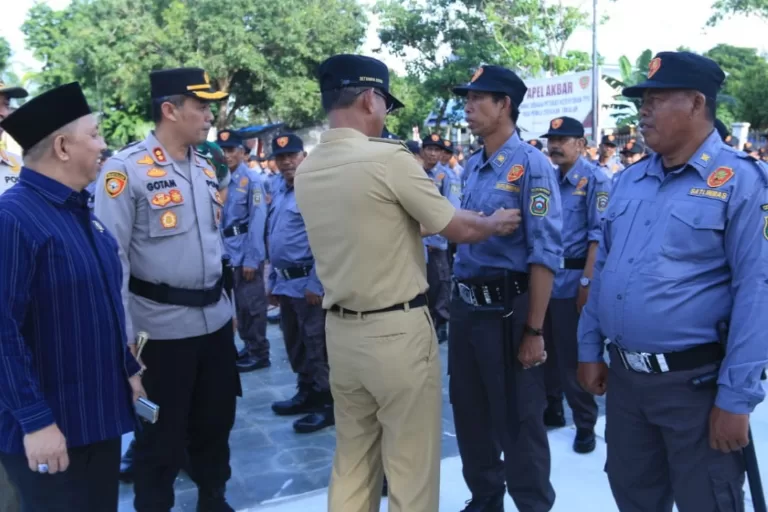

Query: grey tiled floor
left=118, top=322, right=605, bottom=511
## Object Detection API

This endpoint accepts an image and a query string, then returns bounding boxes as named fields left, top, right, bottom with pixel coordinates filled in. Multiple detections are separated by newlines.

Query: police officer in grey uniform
left=578, top=51, right=767, bottom=512
left=215, top=129, right=270, bottom=372
left=95, top=68, right=240, bottom=512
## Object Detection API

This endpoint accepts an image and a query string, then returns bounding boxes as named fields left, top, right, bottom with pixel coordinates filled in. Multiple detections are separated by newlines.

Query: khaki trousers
left=326, top=305, right=441, bottom=512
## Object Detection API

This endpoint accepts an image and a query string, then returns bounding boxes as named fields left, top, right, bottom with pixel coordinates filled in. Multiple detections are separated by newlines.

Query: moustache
left=549, top=150, right=564, bottom=157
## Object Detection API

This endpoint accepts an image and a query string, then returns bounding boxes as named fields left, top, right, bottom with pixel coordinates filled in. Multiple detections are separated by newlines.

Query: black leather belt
left=561, top=257, right=587, bottom=270
left=612, top=342, right=723, bottom=374
left=223, top=222, right=248, bottom=238
left=330, top=294, right=427, bottom=316
left=277, top=265, right=313, bottom=280
left=129, top=275, right=223, bottom=308
left=455, top=272, right=528, bottom=307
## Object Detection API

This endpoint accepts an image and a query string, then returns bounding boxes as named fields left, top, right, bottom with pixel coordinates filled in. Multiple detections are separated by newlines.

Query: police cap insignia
left=706, top=166, right=734, bottom=188
left=277, top=136, right=289, bottom=148
left=648, top=57, right=662, bottom=78
left=431, top=134, right=440, bottom=142
left=471, top=67, right=484, bottom=83
left=220, top=131, right=230, bottom=142
left=551, top=118, right=563, bottom=129
left=104, top=170, right=127, bottom=198
left=608, top=135, right=615, bottom=142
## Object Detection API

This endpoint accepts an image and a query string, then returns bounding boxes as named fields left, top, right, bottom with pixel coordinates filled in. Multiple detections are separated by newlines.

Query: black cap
left=422, top=133, right=444, bottom=149
left=0, top=82, right=92, bottom=151
left=0, top=81, right=28, bottom=100
left=442, top=139, right=456, bottom=154
left=317, top=54, right=403, bottom=112
left=600, top=134, right=619, bottom=147
left=527, top=139, right=543, bottom=151
left=452, top=65, right=528, bottom=108
left=622, top=51, right=725, bottom=99
left=150, top=68, right=228, bottom=101
left=406, top=140, right=420, bottom=154
left=216, top=129, right=244, bottom=149
left=714, top=119, right=730, bottom=142
left=271, top=133, right=304, bottom=156
left=621, top=140, right=646, bottom=155
left=540, top=116, right=584, bottom=138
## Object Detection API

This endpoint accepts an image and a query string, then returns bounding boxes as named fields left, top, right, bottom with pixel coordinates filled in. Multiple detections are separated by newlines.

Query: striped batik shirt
left=0, top=167, right=140, bottom=454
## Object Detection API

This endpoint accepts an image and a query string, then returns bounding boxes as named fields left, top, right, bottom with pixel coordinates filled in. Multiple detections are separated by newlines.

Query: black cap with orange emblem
left=622, top=51, right=725, bottom=99
left=150, top=68, right=228, bottom=101
left=271, top=133, right=304, bottom=156
left=422, top=133, right=444, bottom=149
left=452, top=65, right=528, bottom=108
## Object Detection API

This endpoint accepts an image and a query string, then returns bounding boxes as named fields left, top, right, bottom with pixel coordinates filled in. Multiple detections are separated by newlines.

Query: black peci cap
left=317, top=54, right=404, bottom=112
left=0, top=82, right=92, bottom=151
left=150, top=68, right=228, bottom=101
left=540, top=117, right=585, bottom=138
left=622, top=51, right=725, bottom=99
left=0, top=81, right=28, bottom=100
left=271, top=133, right=304, bottom=156
left=216, top=129, right=244, bottom=149
left=453, top=65, right=528, bottom=108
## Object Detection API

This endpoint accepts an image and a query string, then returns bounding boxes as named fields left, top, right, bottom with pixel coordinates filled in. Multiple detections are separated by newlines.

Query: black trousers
left=0, top=437, right=121, bottom=512
left=133, top=322, right=241, bottom=512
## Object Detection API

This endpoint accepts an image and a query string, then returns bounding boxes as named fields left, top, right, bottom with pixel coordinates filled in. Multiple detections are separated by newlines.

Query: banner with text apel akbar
left=518, top=69, right=618, bottom=141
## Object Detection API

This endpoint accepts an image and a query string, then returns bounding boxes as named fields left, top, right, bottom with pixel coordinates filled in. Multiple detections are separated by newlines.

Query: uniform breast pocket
left=209, top=187, right=225, bottom=229
left=145, top=189, right=192, bottom=238
left=603, top=199, right=639, bottom=272
left=661, top=203, right=725, bottom=261
left=482, top=190, right=520, bottom=215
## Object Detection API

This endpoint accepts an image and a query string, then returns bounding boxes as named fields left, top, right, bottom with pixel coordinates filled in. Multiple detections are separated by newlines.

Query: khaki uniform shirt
left=94, top=131, right=232, bottom=342
left=0, top=149, right=22, bottom=195
left=295, top=128, right=455, bottom=311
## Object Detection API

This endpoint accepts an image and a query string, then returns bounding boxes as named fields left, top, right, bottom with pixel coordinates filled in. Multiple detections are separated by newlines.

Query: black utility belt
left=223, top=222, right=248, bottom=238
left=455, top=272, right=529, bottom=307
left=560, top=257, right=586, bottom=270
left=129, top=275, right=223, bottom=308
left=613, top=342, right=723, bottom=374
left=330, top=294, right=427, bottom=317
left=276, top=265, right=313, bottom=280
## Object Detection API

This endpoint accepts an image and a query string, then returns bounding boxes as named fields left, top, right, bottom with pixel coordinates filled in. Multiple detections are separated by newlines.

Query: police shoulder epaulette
left=368, top=137, right=408, bottom=149
left=118, top=140, right=141, bottom=153
left=737, top=152, right=768, bottom=187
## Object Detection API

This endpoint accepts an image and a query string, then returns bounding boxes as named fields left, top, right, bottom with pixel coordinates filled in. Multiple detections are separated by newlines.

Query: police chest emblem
left=596, top=192, right=609, bottom=212
left=506, top=164, right=524, bottom=182
left=530, top=188, right=550, bottom=216
left=239, top=177, right=248, bottom=188
left=706, top=166, right=734, bottom=188
left=436, top=172, right=445, bottom=181
left=137, top=155, right=154, bottom=165
left=169, top=189, right=183, bottom=204
left=576, top=177, right=588, bottom=190
left=160, top=211, right=177, bottom=229
left=151, top=192, right=171, bottom=207
left=204, top=168, right=216, bottom=179
left=104, top=171, right=127, bottom=198
left=147, top=168, right=166, bottom=178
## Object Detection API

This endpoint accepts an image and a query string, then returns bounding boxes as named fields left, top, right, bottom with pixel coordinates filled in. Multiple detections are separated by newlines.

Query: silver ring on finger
left=37, top=463, right=49, bottom=473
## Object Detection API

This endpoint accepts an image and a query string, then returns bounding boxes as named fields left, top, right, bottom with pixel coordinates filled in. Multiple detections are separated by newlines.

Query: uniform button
left=617, top=294, right=623, bottom=300
left=644, top=220, right=651, bottom=226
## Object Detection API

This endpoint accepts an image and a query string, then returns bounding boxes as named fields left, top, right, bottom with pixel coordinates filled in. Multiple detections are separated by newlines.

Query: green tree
left=703, top=44, right=763, bottom=127
left=23, top=0, right=366, bottom=148
left=708, top=0, right=768, bottom=25
left=386, top=72, right=435, bottom=140
left=735, top=64, right=768, bottom=130
left=602, top=49, right=653, bottom=127
left=0, top=37, right=11, bottom=77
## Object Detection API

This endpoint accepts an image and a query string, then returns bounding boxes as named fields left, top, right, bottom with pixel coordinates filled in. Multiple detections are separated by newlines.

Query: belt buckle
left=559, top=257, right=565, bottom=269
left=458, top=283, right=477, bottom=306
left=620, top=349, right=654, bottom=373
left=232, top=225, right=241, bottom=236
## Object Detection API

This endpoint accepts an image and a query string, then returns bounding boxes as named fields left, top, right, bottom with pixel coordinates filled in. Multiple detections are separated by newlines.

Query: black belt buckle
left=615, top=347, right=666, bottom=374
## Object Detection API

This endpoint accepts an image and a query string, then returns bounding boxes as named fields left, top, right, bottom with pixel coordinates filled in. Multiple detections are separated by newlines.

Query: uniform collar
left=19, top=167, right=89, bottom=208
left=478, top=131, right=521, bottom=170
left=638, top=128, right=724, bottom=182
left=559, top=157, right=588, bottom=186
left=319, top=127, right=368, bottom=143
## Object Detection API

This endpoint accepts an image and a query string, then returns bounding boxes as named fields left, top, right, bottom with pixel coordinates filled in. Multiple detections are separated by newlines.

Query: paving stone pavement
left=118, top=321, right=606, bottom=511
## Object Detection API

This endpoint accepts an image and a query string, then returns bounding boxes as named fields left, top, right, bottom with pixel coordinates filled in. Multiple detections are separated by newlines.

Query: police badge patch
left=596, top=192, right=609, bottom=212
left=530, top=192, right=549, bottom=216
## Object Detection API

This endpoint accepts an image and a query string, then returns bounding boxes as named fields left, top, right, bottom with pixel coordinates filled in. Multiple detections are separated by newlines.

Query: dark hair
left=321, top=87, right=368, bottom=113
left=152, top=95, right=187, bottom=123
left=490, top=92, right=520, bottom=123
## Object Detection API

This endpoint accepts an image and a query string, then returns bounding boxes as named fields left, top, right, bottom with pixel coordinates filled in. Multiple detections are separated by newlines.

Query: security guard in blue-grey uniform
left=422, top=133, right=454, bottom=343
left=596, top=134, right=624, bottom=176
left=538, top=116, right=607, bottom=453
left=440, top=138, right=463, bottom=270
left=449, top=65, right=562, bottom=512
left=95, top=67, right=240, bottom=512
left=578, top=51, right=768, bottom=512
left=266, top=132, right=334, bottom=433
left=216, top=129, right=271, bottom=372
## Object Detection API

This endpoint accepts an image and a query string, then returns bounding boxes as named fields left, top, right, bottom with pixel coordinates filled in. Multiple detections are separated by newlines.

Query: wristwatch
left=580, top=276, right=591, bottom=287
left=524, top=325, right=543, bottom=337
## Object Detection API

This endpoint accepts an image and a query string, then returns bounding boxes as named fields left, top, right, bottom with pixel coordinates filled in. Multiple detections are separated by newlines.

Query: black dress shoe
left=119, top=440, right=135, bottom=483
left=236, top=356, right=270, bottom=373
left=543, top=398, right=566, bottom=428
left=272, top=385, right=315, bottom=416
left=197, top=486, right=234, bottom=512
left=236, top=347, right=249, bottom=361
left=573, top=427, right=596, bottom=454
left=460, top=492, right=504, bottom=511
left=293, top=405, right=335, bottom=433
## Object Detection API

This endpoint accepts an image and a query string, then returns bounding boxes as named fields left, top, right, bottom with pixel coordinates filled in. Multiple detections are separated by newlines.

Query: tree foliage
left=705, top=44, right=768, bottom=130
left=0, top=37, right=11, bottom=78
left=601, top=49, right=653, bottom=128
left=708, top=0, right=768, bottom=25
left=22, top=0, right=366, bottom=147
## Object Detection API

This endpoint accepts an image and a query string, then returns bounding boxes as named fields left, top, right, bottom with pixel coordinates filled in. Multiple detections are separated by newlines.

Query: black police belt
left=330, top=294, right=428, bottom=317
left=612, top=342, right=723, bottom=374
left=560, top=257, right=587, bottom=270
left=276, top=265, right=313, bottom=280
left=129, top=275, right=223, bottom=308
left=223, top=222, right=248, bottom=238
left=455, top=272, right=529, bottom=307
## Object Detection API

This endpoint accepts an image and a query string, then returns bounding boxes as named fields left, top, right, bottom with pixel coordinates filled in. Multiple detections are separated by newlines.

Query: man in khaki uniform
left=295, top=54, right=522, bottom=512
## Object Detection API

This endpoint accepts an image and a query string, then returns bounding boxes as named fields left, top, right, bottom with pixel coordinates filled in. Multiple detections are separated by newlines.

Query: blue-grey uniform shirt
left=266, top=182, right=323, bottom=298
left=597, top=155, right=624, bottom=177
left=0, top=169, right=140, bottom=454
left=221, top=162, right=268, bottom=268
left=453, top=132, right=564, bottom=279
left=552, top=157, right=612, bottom=299
left=423, top=165, right=457, bottom=251
left=577, top=129, right=768, bottom=415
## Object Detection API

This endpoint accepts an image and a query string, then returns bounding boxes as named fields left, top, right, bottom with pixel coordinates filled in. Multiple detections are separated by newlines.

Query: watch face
left=580, top=277, right=590, bottom=287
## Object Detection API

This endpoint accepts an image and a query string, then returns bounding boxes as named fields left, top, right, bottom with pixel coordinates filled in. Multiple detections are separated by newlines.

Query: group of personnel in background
left=0, top=48, right=766, bottom=512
